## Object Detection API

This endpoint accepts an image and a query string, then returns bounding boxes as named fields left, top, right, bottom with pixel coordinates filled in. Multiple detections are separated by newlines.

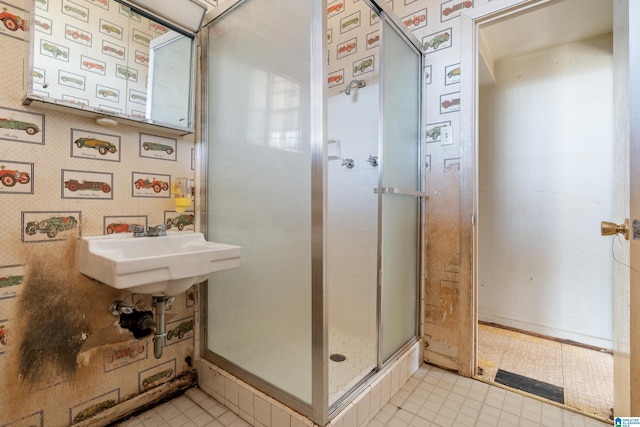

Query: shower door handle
left=374, top=187, right=428, bottom=199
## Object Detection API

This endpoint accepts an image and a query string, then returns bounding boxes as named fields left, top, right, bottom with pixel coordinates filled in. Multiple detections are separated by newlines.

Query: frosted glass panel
left=206, top=0, right=313, bottom=403
left=380, top=19, right=420, bottom=362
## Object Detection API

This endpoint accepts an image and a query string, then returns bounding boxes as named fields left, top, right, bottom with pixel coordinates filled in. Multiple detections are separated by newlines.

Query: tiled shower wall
left=327, top=85, right=379, bottom=340
left=0, top=0, right=201, bottom=425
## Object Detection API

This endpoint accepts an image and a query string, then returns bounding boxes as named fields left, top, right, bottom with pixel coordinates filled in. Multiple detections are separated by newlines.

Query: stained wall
left=0, top=0, right=203, bottom=425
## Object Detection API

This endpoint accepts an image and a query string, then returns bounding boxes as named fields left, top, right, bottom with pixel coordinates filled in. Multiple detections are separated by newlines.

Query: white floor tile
left=118, top=364, right=608, bottom=427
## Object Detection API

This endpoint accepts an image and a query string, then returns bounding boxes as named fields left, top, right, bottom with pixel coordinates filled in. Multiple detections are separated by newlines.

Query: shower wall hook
left=341, top=158, right=355, bottom=169
left=367, top=155, right=379, bottom=167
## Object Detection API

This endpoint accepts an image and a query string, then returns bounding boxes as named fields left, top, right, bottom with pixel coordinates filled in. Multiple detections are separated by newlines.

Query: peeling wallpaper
left=0, top=0, right=198, bottom=424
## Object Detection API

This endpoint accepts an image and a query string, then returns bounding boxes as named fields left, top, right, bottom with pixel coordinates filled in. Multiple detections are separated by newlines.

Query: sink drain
left=330, top=353, right=347, bottom=362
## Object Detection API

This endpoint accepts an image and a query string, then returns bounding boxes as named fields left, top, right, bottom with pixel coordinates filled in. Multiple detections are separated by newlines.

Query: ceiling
left=478, top=0, right=613, bottom=83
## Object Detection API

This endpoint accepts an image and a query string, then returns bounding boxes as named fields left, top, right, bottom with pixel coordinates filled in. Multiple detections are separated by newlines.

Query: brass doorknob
left=600, top=219, right=629, bottom=240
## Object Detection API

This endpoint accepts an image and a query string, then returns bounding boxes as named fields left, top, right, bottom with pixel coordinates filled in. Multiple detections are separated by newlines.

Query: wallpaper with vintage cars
left=0, top=0, right=487, bottom=424
left=30, top=0, right=176, bottom=117
left=0, top=0, right=199, bottom=425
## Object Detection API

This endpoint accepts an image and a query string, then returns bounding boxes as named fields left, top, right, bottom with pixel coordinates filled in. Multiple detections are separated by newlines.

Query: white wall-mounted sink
left=78, top=232, right=240, bottom=296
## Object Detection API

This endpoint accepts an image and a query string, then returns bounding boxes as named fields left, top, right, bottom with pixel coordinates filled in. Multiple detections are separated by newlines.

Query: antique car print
left=98, top=89, right=117, bottom=98
left=103, top=45, right=124, bottom=56
left=404, top=13, right=426, bottom=27
left=83, top=60, right=105, bottom=71
left=135, top=53, right=148, bottom=63
left=0, top=117, right=40, bottom=135
left=101, top=23, right=121, bottom=34
left=106, top=222, right=140, bottom=234
left=328, top=75, right=342, bottom=84
left=130, top=93, right=147, bottom=102
left=447, top=67, right=461, bottom=78
left=167, top=320, right=194, bottom=340
left=149, top=22, right=168, bottom=33
left=424, top=32, right=450, bottom=50
left=34, top=19, right=50, bottom=30
left=63, top=4, right=86, bottom=17
left=367, top=35, right=379, bottom=45
left=61, top=76, right=83, bottom=86
left=0, top=275, right=23, bottom=288
left=64, top=179, right=111, bottom=193
left=338, top=42, right=356, bottom=54
left=354, top=58, right=373, bottom=73
left=166, top=214, right=194, bottom=231
left=135, top=178, right=169, bottom=193
left=142, top=141, right=173, bottom=154
left=106, top=343, right=145, bottom=362
left=141, top=369, right=173, bottom=388
left=75, top=137, right=117, bottom=155
left=426, top=126, right=442, bottom=140
left=32, top=70, right=43, bottom=79
left=25, top=216, right=78, bottom=238
left=1, top=7, right=26, bottom=31
left=121, top=5, right=141, bottom=19
left=0, top=165, right=30, bottom=186
left=42, top=42, right=67, bottom=58
left=441, top=98, right=460, bottom=109
left=341, top=17, right=359, bottom=29
left=327, top=3, right=343, bottom=13
left=117, top=67, right=137, bottom=79
left=134, top=33, right=150, bottom=44
left=443, top=1, right=473, bottom=16
left=66, top=29, right=90, bottom=41
left=73, top=400, right=116, bottom=422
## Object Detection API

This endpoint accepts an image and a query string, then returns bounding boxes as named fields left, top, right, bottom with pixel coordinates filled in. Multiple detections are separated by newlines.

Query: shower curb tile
left=238, top=409, right=253, bottom=425
left=271, top=404, right=291, bottom=427
left=254, top=395, right=271, bottom=426
left=224, top=377, right=239, bottom=407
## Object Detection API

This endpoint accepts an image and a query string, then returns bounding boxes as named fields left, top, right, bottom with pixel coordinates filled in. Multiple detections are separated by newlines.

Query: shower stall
left=199, top=0, right=425, bottom=424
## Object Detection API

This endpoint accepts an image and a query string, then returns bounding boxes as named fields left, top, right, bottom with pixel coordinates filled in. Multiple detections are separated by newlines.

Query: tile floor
left=116, top=364, right=609, bottom=427
left=329, top=329, right=376, bottom=405
left=477, top=323, right=613, bottom=420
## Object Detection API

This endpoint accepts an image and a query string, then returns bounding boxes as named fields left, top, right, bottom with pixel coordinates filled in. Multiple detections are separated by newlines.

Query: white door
left=611, top=0, right=639, bottom=416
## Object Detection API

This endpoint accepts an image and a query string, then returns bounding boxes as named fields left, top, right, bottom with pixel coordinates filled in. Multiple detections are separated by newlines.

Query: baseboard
left=76, top=370, right=197, bottom=426
left=478, top=314, right=613, bottom=352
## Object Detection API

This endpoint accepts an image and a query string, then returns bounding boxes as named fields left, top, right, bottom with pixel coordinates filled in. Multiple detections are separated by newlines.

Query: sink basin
left=78, top=232, right=240, bottom=296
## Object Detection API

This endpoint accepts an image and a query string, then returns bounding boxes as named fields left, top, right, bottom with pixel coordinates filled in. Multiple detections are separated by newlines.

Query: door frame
left=459, top=0, right=557, bottom=379
left=459, top=0, right=637, bottom=416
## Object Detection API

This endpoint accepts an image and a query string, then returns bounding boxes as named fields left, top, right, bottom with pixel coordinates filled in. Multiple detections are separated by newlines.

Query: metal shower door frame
left=198, top=1, right=426, bottom=425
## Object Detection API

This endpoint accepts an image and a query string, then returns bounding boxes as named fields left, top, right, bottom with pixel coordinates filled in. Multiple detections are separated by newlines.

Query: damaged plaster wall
left=0, top=0, right=198, bottom=424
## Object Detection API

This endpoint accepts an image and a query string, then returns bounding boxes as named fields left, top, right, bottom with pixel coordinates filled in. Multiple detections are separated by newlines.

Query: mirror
left=24, top=0, right=196, bottom=134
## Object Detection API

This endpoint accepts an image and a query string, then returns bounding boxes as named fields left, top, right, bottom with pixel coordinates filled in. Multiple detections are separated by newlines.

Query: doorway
left=466, top=0, right=615, bottom=420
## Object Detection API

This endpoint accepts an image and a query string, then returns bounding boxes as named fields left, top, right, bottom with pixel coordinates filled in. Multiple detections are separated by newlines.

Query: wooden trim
left=76, top=371, right=197, bottom=426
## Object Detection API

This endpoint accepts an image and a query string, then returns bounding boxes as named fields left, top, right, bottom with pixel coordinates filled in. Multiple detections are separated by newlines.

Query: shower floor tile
left=477, top=323, right=613, bottom=421
left=329, top=328, right=376, bottom=405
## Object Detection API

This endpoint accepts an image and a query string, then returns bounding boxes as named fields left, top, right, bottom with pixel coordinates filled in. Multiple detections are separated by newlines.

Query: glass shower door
left=204, top=0, right=318, bottom=406
left=379, top=17, right=422, bottom=363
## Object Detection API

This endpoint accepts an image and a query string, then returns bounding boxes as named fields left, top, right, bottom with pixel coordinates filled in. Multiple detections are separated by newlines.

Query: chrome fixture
left=151, top=296, right=174, bottom=359
left=367, top=155, right=379, bottom=167
left=341, top=158, right=355, bottom=169
left=110, top=300, right=134, bottom=316
left=345, top=79, right=366, bottom=95
left=132, top=224, right=168, bottom=237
